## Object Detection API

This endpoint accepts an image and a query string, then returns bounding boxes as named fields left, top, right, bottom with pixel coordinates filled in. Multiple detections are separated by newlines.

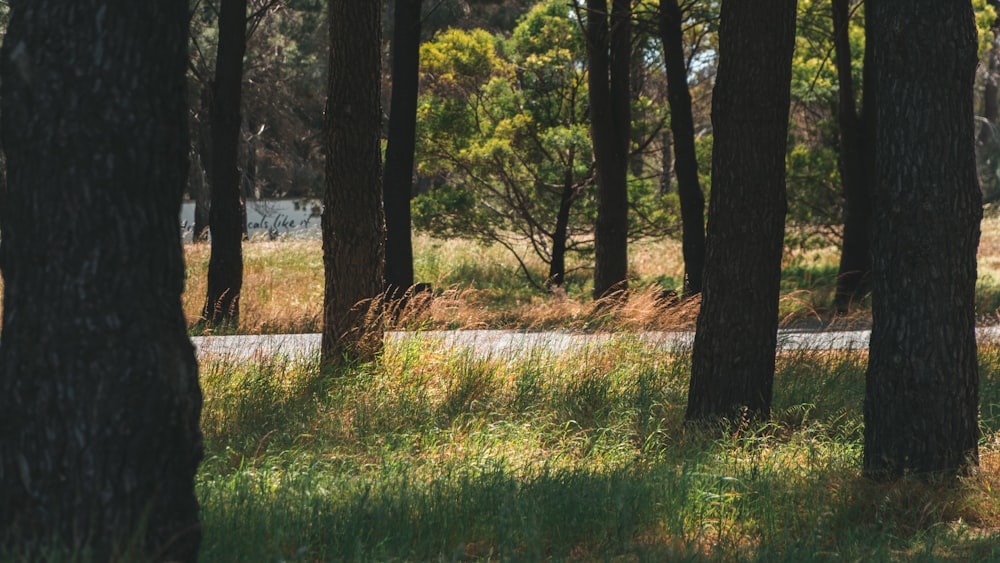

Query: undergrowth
left=195, top=339, right=1000, bottom=561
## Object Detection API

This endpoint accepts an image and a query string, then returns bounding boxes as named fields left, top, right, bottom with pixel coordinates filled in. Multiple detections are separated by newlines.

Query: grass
left=185, top=219, right=1000, bottom=559
left=180, top=216, right=1000, bottom=333
left=195, top=338, right=1000, bottom=561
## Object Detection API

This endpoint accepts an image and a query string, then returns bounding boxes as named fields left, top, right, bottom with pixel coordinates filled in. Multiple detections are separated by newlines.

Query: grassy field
left=196, top=339, right=1000, bottom=561
left=183, top=216, right=1000, bottom=335
left=185, top=220, right=1000, bottom=561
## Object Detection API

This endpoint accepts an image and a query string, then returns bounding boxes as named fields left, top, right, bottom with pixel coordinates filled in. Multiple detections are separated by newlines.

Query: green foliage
left=413, top=1, right=682, bottom=288
left=414, top=3, right=596, bottom=287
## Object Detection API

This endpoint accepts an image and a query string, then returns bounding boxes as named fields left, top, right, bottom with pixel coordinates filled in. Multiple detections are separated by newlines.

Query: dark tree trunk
left=202, top=0, right=249, bottom=327
left=548, top=166, right=577, bottom=289
left=660, top=130, right=673, bottom=195
left=0, top=2, right=202, bottom=560
left=982, top=34, right=1000, bottom=146
left=323, top=0, right=386, bottom=366
left=981, top=2, right=1000, bottom=147
left=189, top=149, right=211, bottom=243
left=587, top=0, right=631, bottom=299
left=383, top=0, right=422, bottom=298
left=978, top=3, right=1000, bottom=202
left=193, top=87, right=214, bottom=243
left=659, top=0, right=706, bottom=296
left=686, top=0, right=796, bottom=424
left=863, top=1, right=981, bottom=479
left=831, top=0, right=873, bottom=313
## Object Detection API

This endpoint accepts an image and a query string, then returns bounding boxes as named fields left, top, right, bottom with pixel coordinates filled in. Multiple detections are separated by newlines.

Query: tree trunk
left=193, top=87, right=214, bottom=243
left=659, top=0, right=706, bottom=296
left=981, top=3, right=1000, bottom=147
left=384, top=0, right=422, bottom=298
left=548, top=166, right=577, bottom=289
left=686, top=0, right=797, bottom=424
left=863, top=1, right=981, bottom=479
left=978, top=3, right=1000, bottom=202
left=203, top=0, right=249, bottom=327
left=0, top=2, right=202, bottom=560
left=587, top=0, right=631, bottom=299
left=323, top=0, right=386, bottom=366
left=831, top=0, right=873, bottom=313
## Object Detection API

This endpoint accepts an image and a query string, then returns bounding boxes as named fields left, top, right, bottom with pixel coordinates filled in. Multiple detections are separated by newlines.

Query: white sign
left=180, top=199, right=322, bottom=241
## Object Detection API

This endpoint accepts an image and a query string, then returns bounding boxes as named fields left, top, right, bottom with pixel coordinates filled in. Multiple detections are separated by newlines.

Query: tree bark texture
left=659, top=0, right=706, bottom=296
left=383, top=0, right=422, bottom=298
left=587, top=0, right=631, bottom=299
left=686, top=0, right=796, bottom=423
left=831, top=0, right=874, bottom=313
left=863, top=1, right=982, bottom=479
left=0, top=2, right=202, bottom=560
left=323, top=0, right=386, bottom=365
left=203, top=0, right=249, bottom=326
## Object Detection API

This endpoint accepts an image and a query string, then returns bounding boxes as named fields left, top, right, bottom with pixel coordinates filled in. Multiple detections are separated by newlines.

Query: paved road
left=191, top=326, right=1000, bottom=361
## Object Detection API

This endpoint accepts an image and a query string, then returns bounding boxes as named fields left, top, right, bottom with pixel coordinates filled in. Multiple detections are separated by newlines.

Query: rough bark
left=587, top=0, right=631, bottom=299
left=863, top=1, right=981, bottom=479
left=0, top=2, right=202, bottom=560
left=384, top=0, right=422, bottom=298
left=831, top=0, right=873, bottom=313
left=203, top=0, right=249, bottom=327
left=323, top=0, right=386, bottom=365
left=686, top=0, right=797, bottom=423
left=658, top=0, right=706, bottom=296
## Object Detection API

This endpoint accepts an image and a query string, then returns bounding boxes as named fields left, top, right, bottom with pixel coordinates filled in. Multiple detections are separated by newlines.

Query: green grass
left=195, top=339, right=1000, bottom=561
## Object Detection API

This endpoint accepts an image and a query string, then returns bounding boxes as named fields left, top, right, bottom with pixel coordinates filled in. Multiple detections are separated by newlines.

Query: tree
left=979, top=0, right=1000, bottom=201
left=863, top=1, right=982, bottom=478
left=384, top=0, right=423, bottom=297
left=414, top=15, right=599, bottom=290
left=203, top=0, right=250, bottom=327
left=830, top=0, right=873, bottom=312
left=658, top=0, right=707, bottom=296
left=686, top=0, right=797, bottom=423
left=585, top=0, right=632, bottom=299
left=0, top=1, right=202, bottom=560
left=323, top=0, right=386, bottom=365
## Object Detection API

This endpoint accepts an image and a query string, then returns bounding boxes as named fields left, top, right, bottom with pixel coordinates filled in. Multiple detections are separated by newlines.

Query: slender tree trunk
left=981, top=2, right=1000, bottom=147
left=660, top=130, right=673, bottom=195
left=978, top=4, right=1000, bottom=201
left=323, top=0, right=386, bottom=366
left=587, top=0, right=631, bottom=299
left=190, top=151, right=211, bottom=242
left=548, top=167, right=577, bottom=289
left=0, top=2, right=202, bottom=560
left=686, top=0, right=797, bottom=424
left=831, top=0, right=873, bottom=313
left=384, top=0, right=422, bottom=298
left=193, top=88, right=214, bottom=243
left=203, top=0, right=249, bottom=327
left=659, top=0, right=706, bottom=296
left=863, top=0, right=981, bottom=479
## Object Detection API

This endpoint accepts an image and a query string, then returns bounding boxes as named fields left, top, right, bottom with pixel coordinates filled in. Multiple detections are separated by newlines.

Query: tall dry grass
left=176, top=215, right=1000, bottom=333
